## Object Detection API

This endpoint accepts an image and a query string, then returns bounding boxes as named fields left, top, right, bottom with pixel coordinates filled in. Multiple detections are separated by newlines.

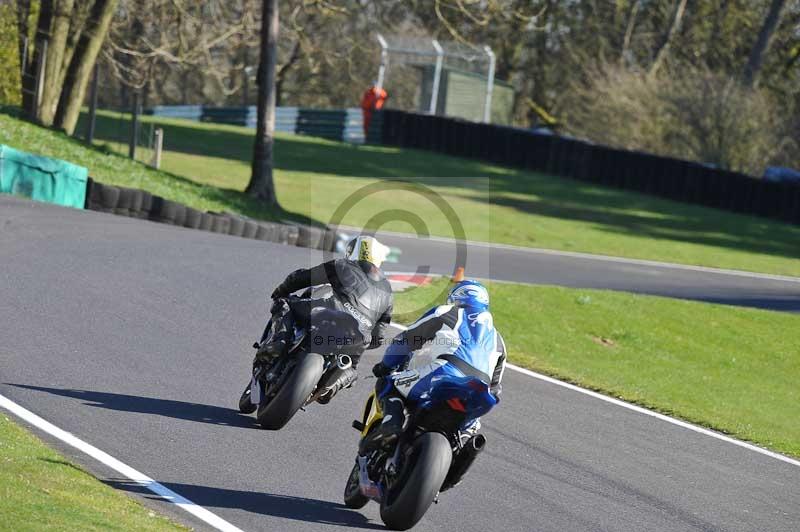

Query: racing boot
left=359, top=395, right=406, bottom=454
left=317, top=367, right=358, bottom=404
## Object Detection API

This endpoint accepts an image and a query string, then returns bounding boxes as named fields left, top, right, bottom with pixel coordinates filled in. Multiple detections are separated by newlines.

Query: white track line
left=0, top=393, right=245, bottom=532
left=389, top=323, right=800, bottom=468
left=340, top=225, right=800, bottom=284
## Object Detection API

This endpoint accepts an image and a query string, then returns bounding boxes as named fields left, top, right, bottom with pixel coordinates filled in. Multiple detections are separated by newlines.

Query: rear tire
left=343, top=461, right=369, bottom=509
left=379, top=432, right=452, bottom=531
left=256, top=353, right=324, bottom=430
left=238, top=382, right=257, bottom=414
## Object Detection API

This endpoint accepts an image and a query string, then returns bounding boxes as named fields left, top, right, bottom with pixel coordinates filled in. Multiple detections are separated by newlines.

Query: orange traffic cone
left=451, top=266, right=465, bottom=283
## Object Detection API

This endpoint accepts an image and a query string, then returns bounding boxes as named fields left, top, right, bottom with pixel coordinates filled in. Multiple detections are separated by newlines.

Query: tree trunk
left=246, top=0, right=279, bottom=205
left=15, top=0, right=31, bottom=72
left=620, top=0, right=641, bottom=64
left=23, top=0, right=53, bottom=117
left=16, top=0, right=33, bottom=112
left=39, top=0, right=76, bottom=125
left=742, top=0, right=786, bottom=87
left=649, top=0, right=689, bottom=77
left=59, top=2, right=90, bottom=91
left=54, top=0, right=118, bottom=135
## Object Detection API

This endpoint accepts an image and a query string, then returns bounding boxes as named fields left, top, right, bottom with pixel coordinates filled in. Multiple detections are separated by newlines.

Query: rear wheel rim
left=383, top=445, right=418, bottom=508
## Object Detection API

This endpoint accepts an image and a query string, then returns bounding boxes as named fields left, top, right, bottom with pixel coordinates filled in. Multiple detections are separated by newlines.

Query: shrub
left=562, top=64, right=796, bottom=176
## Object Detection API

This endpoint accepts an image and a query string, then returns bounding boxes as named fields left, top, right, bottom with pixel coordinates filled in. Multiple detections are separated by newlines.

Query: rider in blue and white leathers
left=364, top=280, right=506, bottom=452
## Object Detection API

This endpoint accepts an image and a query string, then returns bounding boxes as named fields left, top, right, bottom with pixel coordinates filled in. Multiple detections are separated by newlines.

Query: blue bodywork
left=389, top=366, right=497, bottom=428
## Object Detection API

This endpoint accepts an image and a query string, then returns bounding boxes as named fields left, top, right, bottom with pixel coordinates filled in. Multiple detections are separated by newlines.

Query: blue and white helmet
left=447, top=280, right=489, bottom=311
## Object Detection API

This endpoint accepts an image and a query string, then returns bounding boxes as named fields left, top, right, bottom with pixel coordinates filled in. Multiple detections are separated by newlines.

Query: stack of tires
left=84, top=178, right=335, bottom=250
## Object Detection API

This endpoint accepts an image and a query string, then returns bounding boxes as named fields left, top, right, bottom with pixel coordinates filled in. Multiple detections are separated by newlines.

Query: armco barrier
left=84, top=179, right=336, bottom=250
left=378, top=110, right=800, bottom=225
left=148, top=106, right=369, bottom=144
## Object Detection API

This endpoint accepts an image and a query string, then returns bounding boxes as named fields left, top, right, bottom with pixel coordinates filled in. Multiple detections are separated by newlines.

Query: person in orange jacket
left=361, top=85, right=388, bottom=139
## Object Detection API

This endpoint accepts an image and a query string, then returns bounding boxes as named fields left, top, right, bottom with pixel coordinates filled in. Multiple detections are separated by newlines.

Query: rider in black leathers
left=256, top=235, right=393, bottom=402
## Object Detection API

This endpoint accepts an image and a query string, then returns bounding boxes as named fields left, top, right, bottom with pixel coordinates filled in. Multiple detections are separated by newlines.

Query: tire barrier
left=183, top=207, right=202, bottom=229
left=98, top=184, right=119, bottom=213
left=227, top=215, right=245, bottom=237
left=296, top=224, right=326, bottom=250
left=198, top=212, right=215, bottom=231
left=379, top=110, right=800, bottom=225
left=210, top=214, right=231, bottom=234
left=114, top=187, right=138, bottom=217
left=138, top=191, right=153, bottom=220
left=84, top=179, right=337, bottom=250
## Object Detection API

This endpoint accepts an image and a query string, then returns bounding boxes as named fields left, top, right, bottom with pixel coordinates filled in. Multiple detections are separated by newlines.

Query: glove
left=367, top=335, right=383, bottom=350
left=372, top=362, right=393, bottom=378
left=270, top=285, right=286, bottom=300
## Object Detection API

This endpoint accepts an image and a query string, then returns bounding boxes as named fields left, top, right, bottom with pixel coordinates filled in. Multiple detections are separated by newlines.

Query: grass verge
left=2, top=107, right=800, bottom=276
left=0, top=108, right=318, bottom=226
left=393, top=278, right=800, bottom=458
left=80, top=109, right=800, bottom=277
left=0, top=413, right=185, bottom=531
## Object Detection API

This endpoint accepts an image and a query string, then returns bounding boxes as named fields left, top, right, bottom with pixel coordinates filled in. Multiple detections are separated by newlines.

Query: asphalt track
left=2, top=196, right=799, bottom=532
left=336, top=229, right=800, bottom=312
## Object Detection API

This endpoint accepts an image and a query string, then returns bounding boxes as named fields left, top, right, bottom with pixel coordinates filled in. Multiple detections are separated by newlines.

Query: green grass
left=0, top=414, right=185, bottom=531
left=3, top=107, right=800, bottom=276
left=394, top=278, right=800, bottom=458
left=0, top=108, right=318, bottom=226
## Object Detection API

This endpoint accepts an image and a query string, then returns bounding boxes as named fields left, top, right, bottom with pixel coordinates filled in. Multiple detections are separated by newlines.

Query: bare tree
left=53, top=0, right=118, bottom=134
left=246, top=0, right=278, bottom=205
left=649, top=0, right=689, bottom=77
left=13, top=0, right=118, bottom=132
left=39, top=0, right=76, bottom=124
left=743, top=0, right=787, bottom=87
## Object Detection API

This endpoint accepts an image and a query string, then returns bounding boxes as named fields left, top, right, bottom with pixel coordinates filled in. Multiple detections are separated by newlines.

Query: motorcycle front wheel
left=343, top=461, right=369, bottom=509
left=238, top=382, right=257, bottom=414
left=379, top=432, right=452, bottom=531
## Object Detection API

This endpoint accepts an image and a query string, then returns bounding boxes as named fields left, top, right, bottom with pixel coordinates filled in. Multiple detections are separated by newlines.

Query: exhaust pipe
left=442, top=434, right=486, bottom=492
left=337, top=354, right=352, bottom=371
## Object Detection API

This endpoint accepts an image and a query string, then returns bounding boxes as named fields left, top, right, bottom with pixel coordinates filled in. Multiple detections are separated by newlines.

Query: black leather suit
left=266, top=259, right=393, bottom=363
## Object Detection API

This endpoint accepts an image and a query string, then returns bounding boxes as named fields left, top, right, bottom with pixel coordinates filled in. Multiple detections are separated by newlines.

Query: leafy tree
left=0, top=1, right=21, bottom=105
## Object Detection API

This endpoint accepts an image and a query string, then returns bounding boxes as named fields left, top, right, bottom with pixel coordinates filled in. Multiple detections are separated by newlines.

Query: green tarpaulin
left=0, top=145, right=88, bottom=209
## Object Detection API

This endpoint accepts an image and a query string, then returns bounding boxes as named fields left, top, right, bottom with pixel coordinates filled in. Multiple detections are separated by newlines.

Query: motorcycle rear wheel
left=379, top=432, right=452, bottom=531
left=256, top=352, right=324, bottom=430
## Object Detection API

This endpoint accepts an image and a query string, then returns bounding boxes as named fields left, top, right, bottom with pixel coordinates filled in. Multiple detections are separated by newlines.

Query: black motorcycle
left=238, top=288, right=362, bottom=430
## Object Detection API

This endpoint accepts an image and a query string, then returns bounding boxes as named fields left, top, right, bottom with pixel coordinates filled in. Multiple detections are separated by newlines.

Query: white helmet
left=345, top=235, right=390, bottom=268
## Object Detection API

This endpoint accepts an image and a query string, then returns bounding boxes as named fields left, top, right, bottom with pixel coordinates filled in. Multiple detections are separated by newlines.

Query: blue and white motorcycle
left=344, top=367, right=497, bottom=530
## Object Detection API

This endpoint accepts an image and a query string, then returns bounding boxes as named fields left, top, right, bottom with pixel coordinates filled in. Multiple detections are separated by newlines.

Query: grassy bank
left=394, top=279, right=800, bottom=458
left=0, top=414, right=184, bottom=531
left=2, top=107, right=800, bottom=276
left=80, top=109, right=800, bottom=277
left=0, top=108, right=317, bottom=226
